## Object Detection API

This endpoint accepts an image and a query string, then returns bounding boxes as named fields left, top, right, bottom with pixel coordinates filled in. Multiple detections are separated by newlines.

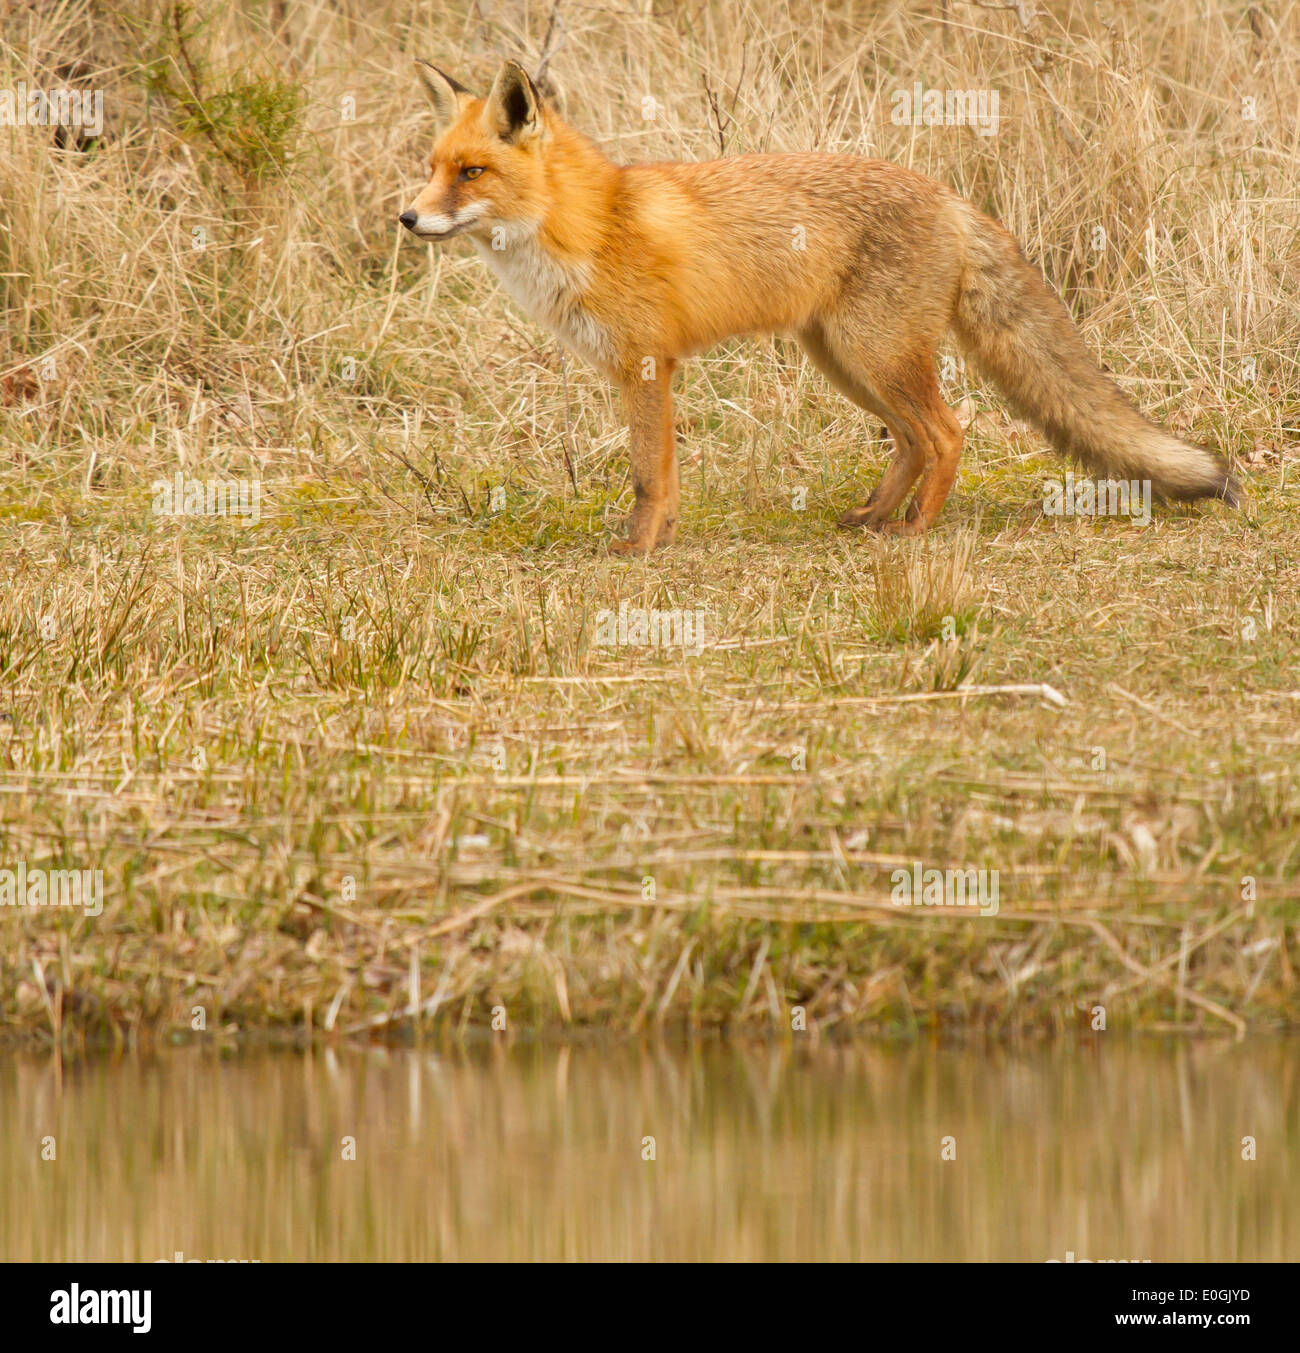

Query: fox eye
left=459, top=166, right=485, bottom=181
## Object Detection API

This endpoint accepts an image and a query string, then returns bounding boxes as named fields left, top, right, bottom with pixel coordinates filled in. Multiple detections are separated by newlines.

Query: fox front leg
left=610, top=359, right=679, bottom=555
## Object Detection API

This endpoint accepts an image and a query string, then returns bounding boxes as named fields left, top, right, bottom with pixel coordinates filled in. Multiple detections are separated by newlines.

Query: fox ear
left=414, top=60, right=473, bottom=124
left=484, top=59, right=542, bottom=144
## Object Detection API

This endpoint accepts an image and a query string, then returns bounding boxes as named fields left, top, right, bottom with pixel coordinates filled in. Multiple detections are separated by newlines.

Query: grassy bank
left=1, top=1, right=1297, bottom=1044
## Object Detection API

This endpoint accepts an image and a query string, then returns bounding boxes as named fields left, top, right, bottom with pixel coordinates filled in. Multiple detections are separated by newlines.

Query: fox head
left=399, top=59, right=549, bottom=243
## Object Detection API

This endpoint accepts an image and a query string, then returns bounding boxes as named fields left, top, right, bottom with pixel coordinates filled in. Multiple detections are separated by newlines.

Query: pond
left=2, top=1039, right=1294, bottom=1261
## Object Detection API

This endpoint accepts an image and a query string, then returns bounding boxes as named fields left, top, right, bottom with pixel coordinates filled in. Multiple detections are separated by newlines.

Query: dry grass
left=0, top=0, right=1297, bottom=1045
left=862, top=527, right=981, bottom=645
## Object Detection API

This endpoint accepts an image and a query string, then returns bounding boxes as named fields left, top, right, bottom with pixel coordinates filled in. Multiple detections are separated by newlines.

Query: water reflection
left=1, top=1040, right=1294, bottom=1261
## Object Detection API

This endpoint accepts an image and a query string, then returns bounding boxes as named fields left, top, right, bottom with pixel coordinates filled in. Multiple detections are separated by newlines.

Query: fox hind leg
left=871, top=365, right=964, bottom=536
left=800, top=323, right=964, bottom=532
left=895, top=390, right=964, bottom=534
left=800, top=324, right=923, bottom=526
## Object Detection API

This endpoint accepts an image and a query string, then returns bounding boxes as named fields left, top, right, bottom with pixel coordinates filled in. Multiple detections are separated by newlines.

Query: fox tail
left=950, top=202, right=1237, bottom=504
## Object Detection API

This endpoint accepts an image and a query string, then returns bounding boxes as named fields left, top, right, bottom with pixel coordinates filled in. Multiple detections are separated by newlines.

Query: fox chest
left=473, top=233, right=614, bottom=370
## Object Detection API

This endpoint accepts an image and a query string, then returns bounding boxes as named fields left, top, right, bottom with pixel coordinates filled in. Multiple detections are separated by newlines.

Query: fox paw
left=876, top=517, right=925, bottom=537
left=838, top=503, right=927, bottom=536
left=610, top=510, right=676, bottom=555
left=837, top=505, right=888, bottom=530
left=608, top=536, right=655, bottom=557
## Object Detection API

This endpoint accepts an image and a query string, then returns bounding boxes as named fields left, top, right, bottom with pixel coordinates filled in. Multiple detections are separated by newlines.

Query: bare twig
left=533, top=2, right=567, bottom=99
left=557, top=344, right=578, bottom=493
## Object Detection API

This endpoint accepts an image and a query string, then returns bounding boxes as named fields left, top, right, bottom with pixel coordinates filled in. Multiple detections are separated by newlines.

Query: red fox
left=400, top=59, right=1237, bottom=554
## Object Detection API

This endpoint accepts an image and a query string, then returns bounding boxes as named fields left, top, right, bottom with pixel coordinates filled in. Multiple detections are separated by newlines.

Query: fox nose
left=398, top=210, right=418, bottom=231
